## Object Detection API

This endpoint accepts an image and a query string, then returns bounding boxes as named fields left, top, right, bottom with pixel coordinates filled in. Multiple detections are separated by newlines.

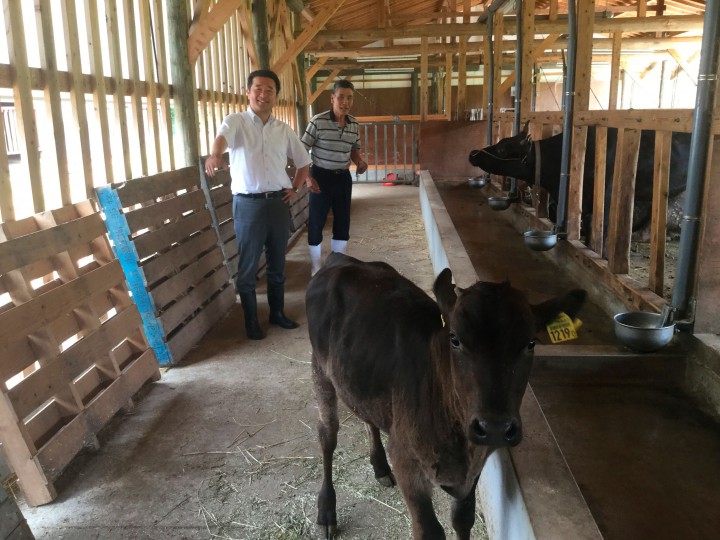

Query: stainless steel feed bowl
left=488, top=196, right=512, bottom=210
left=614, top=311, right=675, bottom=352
left=524, top=230, right=557, bottom=251
left=468, top=177, right=487, bottom=188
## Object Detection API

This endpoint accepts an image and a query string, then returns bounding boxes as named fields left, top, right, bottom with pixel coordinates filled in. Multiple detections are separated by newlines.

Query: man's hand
left=356, top=160, right=368, bottom=175
left=306, top=177, right=321, bottom=193
left=204, top=154, right=227, bottom=177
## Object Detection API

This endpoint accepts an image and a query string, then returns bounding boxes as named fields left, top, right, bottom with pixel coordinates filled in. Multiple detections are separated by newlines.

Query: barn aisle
left=19, top=184, right=450, bottom=539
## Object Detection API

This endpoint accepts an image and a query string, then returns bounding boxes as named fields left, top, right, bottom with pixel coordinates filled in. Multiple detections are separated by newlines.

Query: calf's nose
left=469, top=418, right=522, bottom=447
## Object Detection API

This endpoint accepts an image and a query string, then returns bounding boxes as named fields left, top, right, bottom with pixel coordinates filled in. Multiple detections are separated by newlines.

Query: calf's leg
left=312, top=359, right=339, bottom=539
left=365, top=423, right=395, bottom=487
left=390, top=446, right=445, bottom=539
left=450, top=475, right=479, bottom=540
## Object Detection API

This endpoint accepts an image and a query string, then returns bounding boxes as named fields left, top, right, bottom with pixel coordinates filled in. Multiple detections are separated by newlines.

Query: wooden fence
left=0, top=201, right=160, bottom=506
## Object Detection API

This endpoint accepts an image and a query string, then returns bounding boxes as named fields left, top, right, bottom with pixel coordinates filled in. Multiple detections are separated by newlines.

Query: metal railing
left=354, top=121, right=418, bottom=183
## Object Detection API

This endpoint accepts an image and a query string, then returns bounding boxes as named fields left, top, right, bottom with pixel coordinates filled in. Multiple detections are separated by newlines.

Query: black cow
left=307, top=252, right=586, bottom=539
left=468, top=127, right=690, bottom=235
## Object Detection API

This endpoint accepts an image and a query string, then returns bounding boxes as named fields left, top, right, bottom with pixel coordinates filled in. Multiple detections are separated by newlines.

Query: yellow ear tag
left=546, top=312, right=579, bottom=344
left=441, top=314, right=446, bottom=327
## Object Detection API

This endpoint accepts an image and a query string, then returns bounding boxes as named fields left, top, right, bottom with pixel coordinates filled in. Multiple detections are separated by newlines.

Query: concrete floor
left=17, top=180, right=720, bottom=539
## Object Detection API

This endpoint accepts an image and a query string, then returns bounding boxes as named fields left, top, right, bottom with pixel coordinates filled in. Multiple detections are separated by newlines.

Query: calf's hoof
left=376, top=472, right=396, bottom=487
left=316, top=523, right=337, bottom=540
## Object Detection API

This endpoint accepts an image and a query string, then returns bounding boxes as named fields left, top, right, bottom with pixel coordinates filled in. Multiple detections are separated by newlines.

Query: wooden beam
left=420, top=37, right=428, bottom=121
left=520, top=0, right=535, bottom=120
left=499, top=34, right=559, bottom=95
left=608, top=32, right=622, bottom=110
left=237, top=0, right=258, bottom=70
left=648, top=130, right=670, bottom=296
left=308, top=69, right=340, bottom=105
left=445, top=52, right=452, bottom=120
left=312, top=15, right=704, bottom=42
left=188, top=0, right=242, bottom=64
left=272, top=0, right=348, bottom=75
left=457, top=37, right=467, bottom=119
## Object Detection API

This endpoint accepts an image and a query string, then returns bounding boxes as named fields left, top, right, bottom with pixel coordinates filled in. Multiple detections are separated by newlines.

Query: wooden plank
left=153, top=0, right=176, bottom=170
left=139, top=1, right=163, bottom=172
left=308, top=69, right=341, bottom=105
left=236, top=0, right=258, bottom=70
left=112, top=167, right=199, bottom=207
left=167, top=285, right=236, bottom=361
left=606, top=129, right=642, bottom=274
left=0, top=393, right=56, bottom=506
left=694, top=135, right=720, bottom=333
left=590, top=126, right=608, bottom=255
left=3, top=0, right=44, bottom=212
left=456, top=37, right=467, bottom=120
left=187, top=0, right=242, bottom=64
left=0, top=261, right=125, bottom=345
left=445, top=52, right=453, bottom=120
left=124, top=189, right=207, bottom=233
left=575, top=109, right=695, bottom=132
left=160, top=269, right=230, bottom=334
left=105, top=0, right=132, bottom=180
left=142, top=229, right=218, bottom=285
left=420, top=37, right=429, bottom=122
left=35, top=0, right=71, bottom=205
left=0, top=110, right=13, bottom=221
left=272, top=0, right=348, bottom=74
left=151, top=248, right=226, bottom=310
left=609, top=32, right=622, bottom=110
left=574, top=0, right=595, bottom=114
left=648, top=131, right=671, bottom=295
left=133, top=210, right=213, bottom=260
left=61, top=0, right=94, bottom=198
left=124, top=0, right=149, bottom=176
left=0, top=213, right=106, bottom=275
left=567, top=126, right=588, bottom=241
left=0, top=338, right=36, bottom=382
left=84, top=0, right=113, bottom=183
left=520, top=0, right=535, bottom=119
left=8, top=306, right=142, bottom=421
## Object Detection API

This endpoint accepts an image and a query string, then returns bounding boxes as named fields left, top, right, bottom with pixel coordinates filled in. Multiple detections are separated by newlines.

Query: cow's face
left=434, top=269, right=586, bottom=448
left=468, top=130, right=533, bottom=169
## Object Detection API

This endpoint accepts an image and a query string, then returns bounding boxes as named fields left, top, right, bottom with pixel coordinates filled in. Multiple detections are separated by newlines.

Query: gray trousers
left=233, top=195, right=291, bottom=294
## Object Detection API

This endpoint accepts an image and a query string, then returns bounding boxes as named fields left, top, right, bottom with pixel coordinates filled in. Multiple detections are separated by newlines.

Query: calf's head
left=468, top=125, right=533, bottom=171
left=433, top=268, right=585, bottom=447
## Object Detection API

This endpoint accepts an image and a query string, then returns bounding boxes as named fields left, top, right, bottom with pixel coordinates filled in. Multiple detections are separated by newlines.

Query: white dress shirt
left=218, top=109, right=311, bottom=194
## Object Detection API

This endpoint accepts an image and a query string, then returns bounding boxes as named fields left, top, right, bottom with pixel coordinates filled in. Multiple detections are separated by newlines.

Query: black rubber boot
left=267, top=284, right=299, bottom=329
left=239, top=291, right=265, bottom=340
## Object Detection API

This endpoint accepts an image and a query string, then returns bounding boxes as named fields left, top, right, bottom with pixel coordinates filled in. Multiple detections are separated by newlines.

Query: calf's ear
left=433, top=268, right=458, bottom=315
left=530, top=289, right=587, bottom=331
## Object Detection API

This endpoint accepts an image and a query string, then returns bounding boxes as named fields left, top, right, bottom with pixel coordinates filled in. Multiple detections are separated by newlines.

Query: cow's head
left=468, top=128, right=534, bottom=168
left=433, top=268, right=585, bottom=448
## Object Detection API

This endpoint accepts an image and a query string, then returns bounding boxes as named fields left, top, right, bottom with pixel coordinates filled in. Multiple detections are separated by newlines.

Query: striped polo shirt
left=301, top=110, right=360, bottom=170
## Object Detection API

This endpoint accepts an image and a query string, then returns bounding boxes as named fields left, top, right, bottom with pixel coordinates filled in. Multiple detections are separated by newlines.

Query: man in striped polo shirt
left=302, top=80, right=368, bottom=275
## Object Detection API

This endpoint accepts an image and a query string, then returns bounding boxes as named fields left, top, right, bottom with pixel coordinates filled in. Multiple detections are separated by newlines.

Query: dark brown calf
left=307, top=253, right=585, bottom=539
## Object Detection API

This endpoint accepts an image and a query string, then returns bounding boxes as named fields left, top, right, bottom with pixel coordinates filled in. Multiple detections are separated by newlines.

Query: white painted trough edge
left=418, top=171, right=602, bottom=540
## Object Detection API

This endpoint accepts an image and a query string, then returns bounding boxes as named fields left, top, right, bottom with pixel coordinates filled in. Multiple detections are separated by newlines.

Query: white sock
left=309, top=244, right=322, bottom=276
left=331, top=239, right=348, bottom=254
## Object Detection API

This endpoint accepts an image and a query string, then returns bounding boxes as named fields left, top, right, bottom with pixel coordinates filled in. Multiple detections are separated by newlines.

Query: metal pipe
left=671, top=0, right=720, bottom=325
left=555, top=0, right=577, bottom=235
left=485, top=13, right=495, bottom=151
left=514, top=0, right=522, bottom=136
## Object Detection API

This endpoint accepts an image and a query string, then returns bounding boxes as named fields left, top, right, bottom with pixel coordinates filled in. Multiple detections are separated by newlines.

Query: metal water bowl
left=488, top=196, right=512, bottom=211
left=613, top=311, right=675, bottom=352
left=468, top=176, right=488, bottom=188
left=523, top=230, right=557, bottom=251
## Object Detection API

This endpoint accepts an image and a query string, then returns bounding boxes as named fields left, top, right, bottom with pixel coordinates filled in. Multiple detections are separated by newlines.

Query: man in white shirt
left=205, top=70, right=317, bottom=340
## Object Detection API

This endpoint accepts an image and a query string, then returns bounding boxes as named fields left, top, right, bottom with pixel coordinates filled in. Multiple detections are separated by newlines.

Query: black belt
left=235, top=190, right=285, bottom=199
left=314, top=165, right=348, bottom=175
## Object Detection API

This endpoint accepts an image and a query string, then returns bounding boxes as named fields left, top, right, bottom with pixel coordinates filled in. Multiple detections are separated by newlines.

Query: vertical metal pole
left=374, top=124, right=379, bottom=183
left=393, top=123, right=398, bottom=179
left=403, top=124, right=408, bottom=180
left=384, top=124, right=389, bottom=181
left=363, top=125, right=369, bottom=182
left=671, top=0, right=720, bottom=324
left=556, top=0, right=577, bottom=236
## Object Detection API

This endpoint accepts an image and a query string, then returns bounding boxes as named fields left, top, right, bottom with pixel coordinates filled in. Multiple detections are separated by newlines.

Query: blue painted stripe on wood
left=95, top=186, right=174, bottom=366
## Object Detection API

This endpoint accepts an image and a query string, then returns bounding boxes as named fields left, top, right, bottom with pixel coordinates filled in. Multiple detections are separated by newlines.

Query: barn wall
left=419, top=121, right=487, bottom=178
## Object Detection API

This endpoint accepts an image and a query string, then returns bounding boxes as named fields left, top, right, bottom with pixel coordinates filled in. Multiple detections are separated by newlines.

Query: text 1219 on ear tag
left=546, top=312, right=579, bottom=344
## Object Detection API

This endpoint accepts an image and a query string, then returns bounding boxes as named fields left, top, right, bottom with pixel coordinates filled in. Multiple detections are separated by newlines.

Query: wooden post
left=168, top=0, right=199, bottom=167
left=252, top=0, right=270, bottom=69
